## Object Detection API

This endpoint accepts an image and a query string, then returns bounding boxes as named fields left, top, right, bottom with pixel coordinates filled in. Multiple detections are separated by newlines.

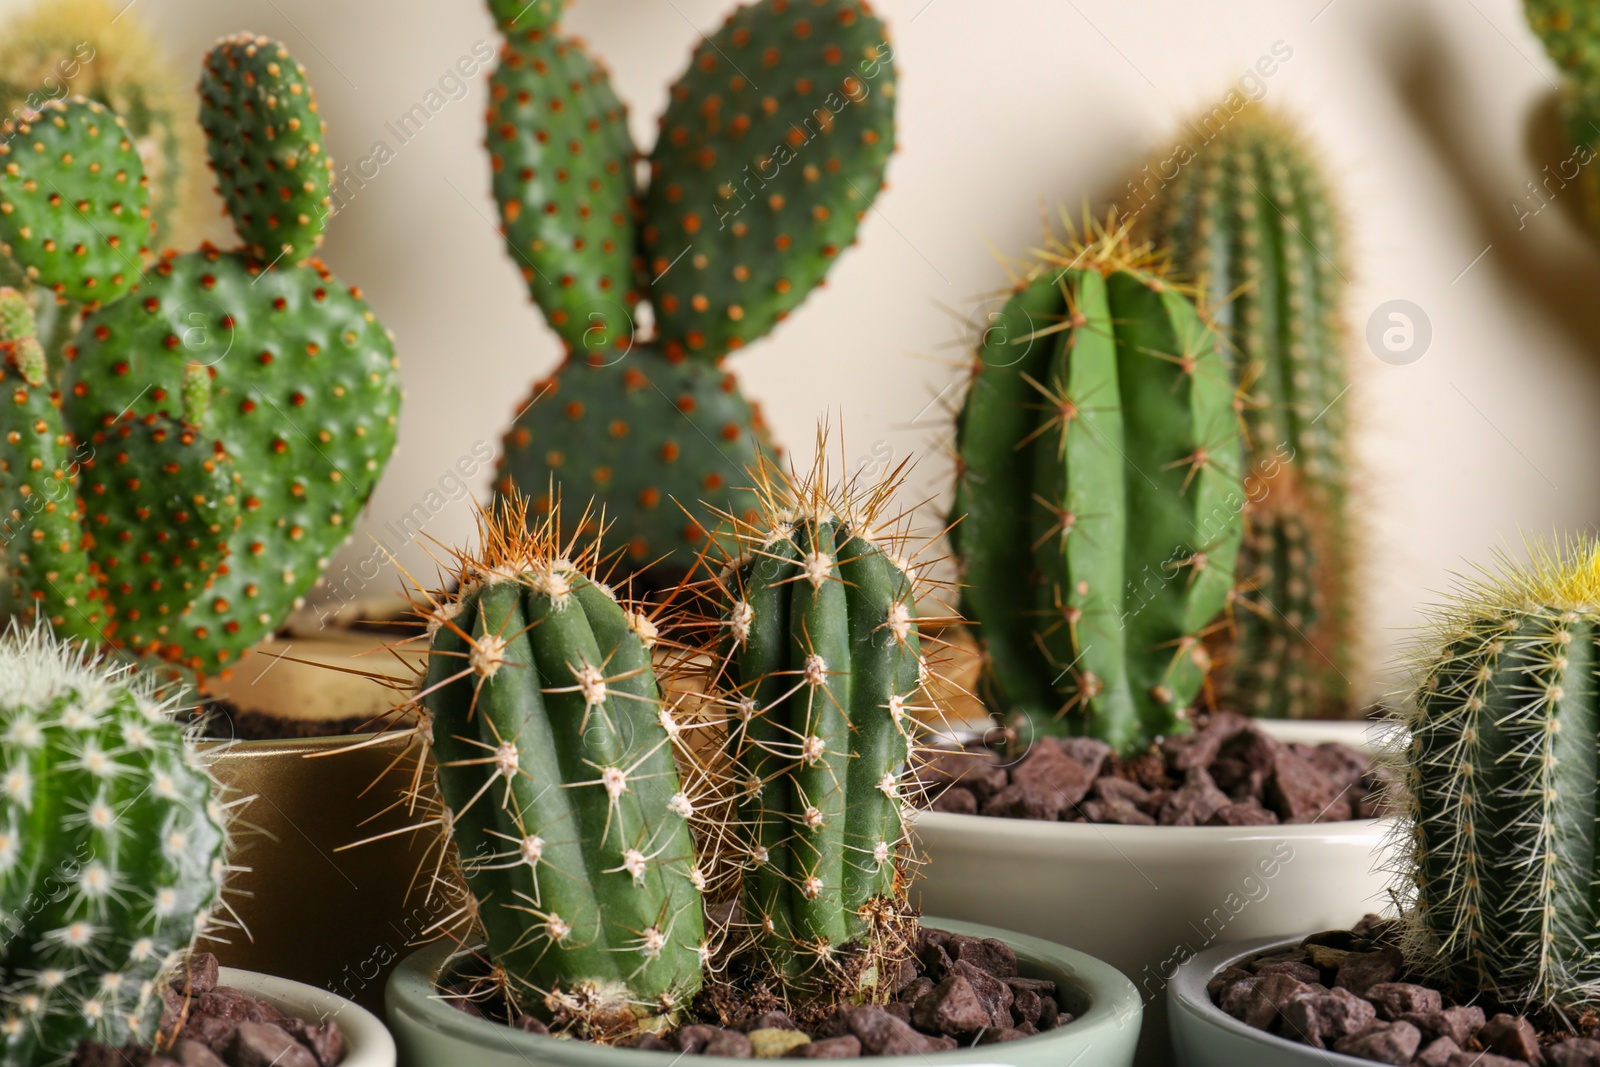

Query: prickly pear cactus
left=698, top=452, right=925, bottom=999
left=1146, top=105, right=1352, bottom=719
left=950, top=220, right=1244, bottom=753
left=496, top=348, right=773, bottom=585
left=484, top=0, right=897, bottom=585
left=0, top=0, right=209, bottom=249
left=644, top=0, right=897, bottom=362
left=415, top=498, right=707, bottom=1033
left=0, top=621, right=227, bottom=1064
left=1399, top=537, right=1600, bottom=1014
left=0, top=36, right=401, bottom=677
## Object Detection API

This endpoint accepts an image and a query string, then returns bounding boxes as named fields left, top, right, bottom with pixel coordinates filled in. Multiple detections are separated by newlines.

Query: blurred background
left=3, top=0, right=1593, bottom=705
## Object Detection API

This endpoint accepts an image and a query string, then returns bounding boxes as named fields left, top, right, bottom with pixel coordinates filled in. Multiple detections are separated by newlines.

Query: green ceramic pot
left=385, top=918, right=1141, bottom=1067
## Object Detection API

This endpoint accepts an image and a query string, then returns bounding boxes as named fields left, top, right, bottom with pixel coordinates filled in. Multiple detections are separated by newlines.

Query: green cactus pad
left=0, top=622, right=226, bottom=1064
left=496, top=346, right=773, bottom=588
left=1148, top=105, right=1351, bottom=720
left=80, top=412, right=240, bottom=659
left=0, top=97, right=151, bottom=306
left=487, top=33, right=638, bottom=356
left=644, top=0, right=896, bottom=361
left=486, top=0, right=564, bottom=37
left=198, top=33, right=332, bottom=265
left=0, top=288, right=104, bottom=640
left=1402, top=538, right=1600, bottom=1014
left=67, top=248, right=400, bottom=674
left=419, top=505, right=705, bottom=1026
left=952, top=227, right=1244, bottom=753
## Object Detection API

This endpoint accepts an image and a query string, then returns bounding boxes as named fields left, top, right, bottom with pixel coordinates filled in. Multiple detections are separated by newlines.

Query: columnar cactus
left=950, top=220, right=1244, bottom=753
left=1527, top=0, right=1600, bottom=239
left=1145, top=104, right=1353, bottom=720
left=415, top=497, right=709, bottom=1032
left=0, top=0, right=208, bottom=251
left=0, top=34, right=402, bottom=676
left=485, top=0, right=897, bottom=586
left=698, top=452, right=927, bottom=998
left=1399, top=537, right=1600, bottom=1014
left=0, top=621, right=228, bottom=1065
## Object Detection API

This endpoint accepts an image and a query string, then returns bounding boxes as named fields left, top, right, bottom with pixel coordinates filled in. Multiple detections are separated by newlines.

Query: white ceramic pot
left=910, top=720, right=1397, bottom=1067
left=220, top=966, right=397, bottom=1067
left=1167, top=936, right=1372, bottom=1066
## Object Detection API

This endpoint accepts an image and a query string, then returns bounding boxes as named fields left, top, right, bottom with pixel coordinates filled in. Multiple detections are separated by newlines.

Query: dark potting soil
left=444, top=927, right=1073, bottom=1056
left=914, top=711, right=1393, bottom=826
left=1210, top=915, right=1600, bottom=1065
left=190, top=698, right=387, bottom=742
left=70, top=953, right=345, bottom=1067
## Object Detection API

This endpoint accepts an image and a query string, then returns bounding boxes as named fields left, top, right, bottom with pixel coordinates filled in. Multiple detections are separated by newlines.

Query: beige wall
left=10, top=0, right=1598, bottom=702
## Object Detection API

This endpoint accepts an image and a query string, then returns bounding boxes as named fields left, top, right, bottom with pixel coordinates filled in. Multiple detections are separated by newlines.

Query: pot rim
left=195, top=728, right=424, bottom=759
left=219, top=965, right=397, bottom=1067
left=386, top=917, right=1142, bottom=1064
left=1166, top=933, right=1379, bottom=1067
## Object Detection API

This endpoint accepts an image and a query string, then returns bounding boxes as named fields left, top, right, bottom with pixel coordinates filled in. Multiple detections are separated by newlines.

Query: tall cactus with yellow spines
left=0, top=35, right=402, bottom=677
left=412, top=497, right=712, bottom=1035
left=690, top=448, right=929, bottom=1002
left=486, top=0, right=897, bottom=587
left=950, top=218, right=1244, bottom=754
left=1397, top=537, right=1600, bottom=1016
left=1144, top=104, right=1353, bottom=720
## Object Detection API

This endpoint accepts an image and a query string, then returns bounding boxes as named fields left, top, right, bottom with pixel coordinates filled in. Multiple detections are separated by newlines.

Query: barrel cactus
left=485, top=0, right=897, bottom=587
left=0, top=621, right=227, bottom=1064
left=0, top=34, right=402, bottom=677
left=415, top=497, right=709, bottom=1034
left=0, top=0, right=208, bottom=251
left=950, top=219, right=1244, bottom=754
left=1145, top=104, right=1353, bottom=720
left=696, top=452, right=926, bottom=1000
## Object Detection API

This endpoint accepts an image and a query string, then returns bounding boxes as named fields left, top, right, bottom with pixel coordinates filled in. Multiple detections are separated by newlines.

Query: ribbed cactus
left=0, top=34, right=401, bottom=676
left=950, top=220, right=1244, bottom=753
left=0, top=621, right=227, bottom=1065
left=698, top=451, right=925, bottom=998
left=416, top=498, right=708, bottom=1033
left=1527, top=1, right=1600, bottom=239
left=486, top=0, right=897, bottom=586
left=0, top=0, right=209, bottom=251
left=1399, top=537, right=1600, bottom=1015
left=1145, top=104, right=1353, bottom=720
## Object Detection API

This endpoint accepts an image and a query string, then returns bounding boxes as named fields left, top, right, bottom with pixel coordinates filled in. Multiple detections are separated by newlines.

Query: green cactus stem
left=1145, top=104, right=1352, bottom=720
left=414, top=496, right=707, bottom=1034
left=1527, top=1, right=1600, bottom=237
left=0, top=620, right=228, bottom=1065
left=1399, top=537, right=1600, bottom=1017
left=950, top=218, right=1244, bottom=753
left=696, top=448, right=927, bottom=1000
left=0, top=0, right=209, bottom=250
left=495, top=347, right=774, bottom=591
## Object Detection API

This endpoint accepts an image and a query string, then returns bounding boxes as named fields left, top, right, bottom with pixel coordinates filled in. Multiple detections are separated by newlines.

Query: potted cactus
left=915, top=208, right=1391, bottom=1067
left=381, top=454, right=1143, bottom=1066
left=0, top=621, right=394, bottom=1067
left=1169, top=537, right=1600, bottom=1066
left=0, top=35, right=426, bottom=1004
left=480, top=0, right=895, bottom=593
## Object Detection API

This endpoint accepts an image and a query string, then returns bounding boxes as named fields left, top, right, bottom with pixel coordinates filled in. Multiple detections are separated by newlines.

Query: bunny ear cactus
left=950, top=218, right=1244, bottom=754
left=0, top=0, right=210, bottom=250
left=1143, top=104, right=1353, bottom=720
left=1527, top=0, right=1600, bottom=239
left=0, top=35, right=401, bottom=677
left=413, top=496, right=710, bottom=1036
left=484, top=0, right=896, bottom=587
left=1397, top=537, right=1600, bottom=1017
left=693, top=448, right=928, bottom=1002
left=0, top=621, right=228, bottom=1065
